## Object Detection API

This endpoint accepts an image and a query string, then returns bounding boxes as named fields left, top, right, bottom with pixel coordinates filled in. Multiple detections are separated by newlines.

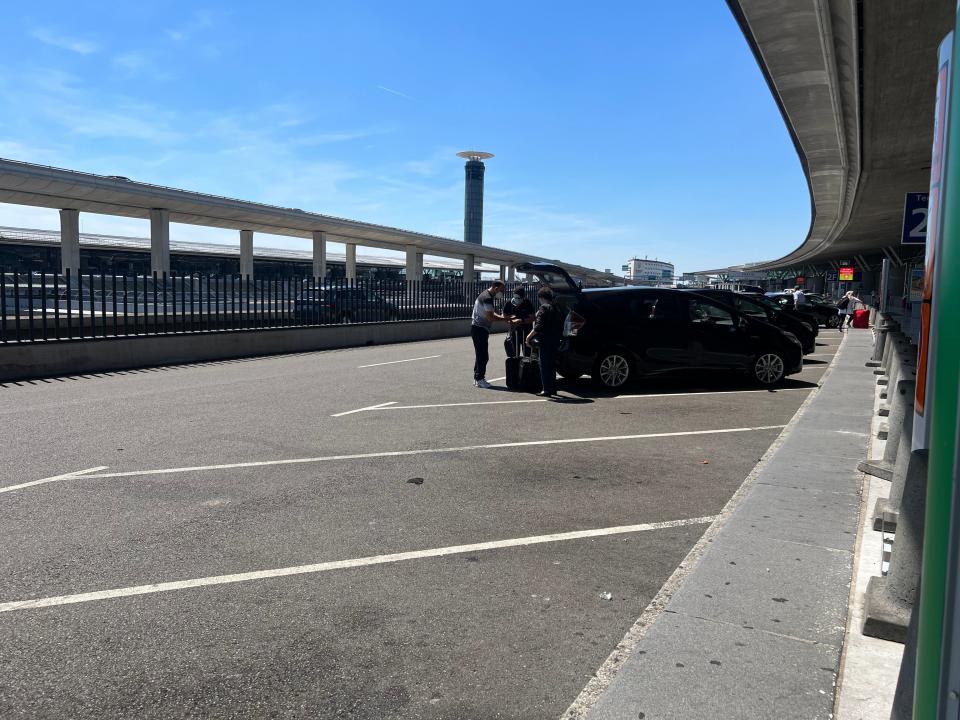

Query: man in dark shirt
left=525, top=287, right=564, bottom=398
left=471, top=280, right=506, bottom=388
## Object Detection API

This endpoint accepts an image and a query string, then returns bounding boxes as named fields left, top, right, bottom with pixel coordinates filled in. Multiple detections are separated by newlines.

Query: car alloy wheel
left=826, top=315, right=841, bottom=328
left=598, top=353, right=631, bottom=388
left=754, top=352, right=785, bottom=385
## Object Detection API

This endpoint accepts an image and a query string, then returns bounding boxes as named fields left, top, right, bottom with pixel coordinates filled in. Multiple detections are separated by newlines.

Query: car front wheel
left=753, top=351, right=786, bottom=386
left=826, top=314, right=841, bottom=328
left=593, top=351, right=632, bottom=389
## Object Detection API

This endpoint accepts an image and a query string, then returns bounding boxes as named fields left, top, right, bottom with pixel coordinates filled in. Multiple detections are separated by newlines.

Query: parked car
left=516, top=263, right=804, bottom=389
left=294, top=288, right=400, bottom=323
left=762, top=292, right=841, bottom=328
left=681, top=288, right=816, bottom=355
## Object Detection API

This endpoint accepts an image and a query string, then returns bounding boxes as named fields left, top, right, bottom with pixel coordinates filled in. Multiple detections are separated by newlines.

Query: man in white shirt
left=792, top=285, right=807, bottom=306
left=471, top=281, right=506, bottom=388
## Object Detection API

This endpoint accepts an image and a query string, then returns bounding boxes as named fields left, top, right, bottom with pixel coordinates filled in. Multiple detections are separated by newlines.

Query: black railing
left=0, top=270, right=532, bottom=344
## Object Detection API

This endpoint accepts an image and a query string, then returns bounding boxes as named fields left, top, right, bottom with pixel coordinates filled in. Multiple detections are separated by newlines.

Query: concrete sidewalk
left=575, top=331, right=876, bottom=719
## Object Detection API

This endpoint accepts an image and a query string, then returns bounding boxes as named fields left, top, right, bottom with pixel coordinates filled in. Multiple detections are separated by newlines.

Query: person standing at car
left=471, top=280, right=507, bottom=388
left=525, top=287, right=564, bottom=398
left=504, top=288, right=535, bottom=357
left=792, top=285, right=807, bottom=306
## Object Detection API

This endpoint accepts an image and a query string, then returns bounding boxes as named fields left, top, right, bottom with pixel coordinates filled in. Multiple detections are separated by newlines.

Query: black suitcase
left=519, top=357, right=542, bottom=393
left=505, top=356, right=520, bottom=390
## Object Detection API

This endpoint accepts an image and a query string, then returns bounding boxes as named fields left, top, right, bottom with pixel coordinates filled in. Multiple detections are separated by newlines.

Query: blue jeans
left=539, top=339, right=559, bottom=395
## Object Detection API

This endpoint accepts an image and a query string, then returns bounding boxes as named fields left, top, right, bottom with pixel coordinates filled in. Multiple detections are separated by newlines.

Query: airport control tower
left=457, top=151, right=493, bottom=245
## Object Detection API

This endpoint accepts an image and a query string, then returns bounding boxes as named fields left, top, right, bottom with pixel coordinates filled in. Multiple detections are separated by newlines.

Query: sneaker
left=476, top=379, right=492, bottom=389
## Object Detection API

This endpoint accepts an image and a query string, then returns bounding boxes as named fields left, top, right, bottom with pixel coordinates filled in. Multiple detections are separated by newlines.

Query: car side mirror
left=738, top=316, right=749, bottom=330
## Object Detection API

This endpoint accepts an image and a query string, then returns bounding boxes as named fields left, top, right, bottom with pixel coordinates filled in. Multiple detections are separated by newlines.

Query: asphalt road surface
left=0, top=331, right=841, bottom=719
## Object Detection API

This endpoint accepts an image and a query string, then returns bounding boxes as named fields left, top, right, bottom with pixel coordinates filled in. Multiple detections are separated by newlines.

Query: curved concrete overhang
left=706, top=0, right=954, bottom=273
left=0, top=157, right=619, bottom=285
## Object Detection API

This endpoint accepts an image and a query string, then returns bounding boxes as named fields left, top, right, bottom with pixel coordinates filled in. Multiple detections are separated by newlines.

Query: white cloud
left=30, top=28, right=98, bottom=55
left=377, top=85, right=415, bottom=101
left=165, top=10, right=216, bottom=43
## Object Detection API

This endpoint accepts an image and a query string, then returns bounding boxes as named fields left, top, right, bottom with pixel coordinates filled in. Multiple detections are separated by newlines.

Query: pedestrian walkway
left=574, top=330, right=876, bottom=719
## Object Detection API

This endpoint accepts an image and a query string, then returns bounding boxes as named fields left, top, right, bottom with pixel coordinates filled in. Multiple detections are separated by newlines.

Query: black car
left=516, top=263, right=804, bottom=389
left=682, top=288, right=816, bottom=355
left=763, top=292, right=841, bottom=328
left=294, top=288, right=400, bottom=323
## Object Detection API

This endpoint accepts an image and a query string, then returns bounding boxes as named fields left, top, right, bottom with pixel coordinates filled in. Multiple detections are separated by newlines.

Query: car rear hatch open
left=514, top=262, right=581, bottom=296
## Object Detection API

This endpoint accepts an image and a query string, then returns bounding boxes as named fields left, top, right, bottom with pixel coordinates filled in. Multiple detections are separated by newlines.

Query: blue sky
left=0, top=1, right=810, bottom=274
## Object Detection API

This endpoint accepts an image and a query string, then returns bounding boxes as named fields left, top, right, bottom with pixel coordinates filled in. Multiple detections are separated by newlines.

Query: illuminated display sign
left=838, top=266, right=855, bottom=281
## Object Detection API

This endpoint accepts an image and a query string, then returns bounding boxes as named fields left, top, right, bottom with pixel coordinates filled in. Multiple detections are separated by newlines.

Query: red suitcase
left=852, top=308, right=870, bottom=328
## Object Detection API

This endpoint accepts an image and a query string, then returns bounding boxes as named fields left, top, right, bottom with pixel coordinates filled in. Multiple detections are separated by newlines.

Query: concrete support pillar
left=405, top=245, right=423, bottom=284
left=240, top=230, right=254, bottom=278
left=499, top=265, right=507, bottom=281
left=149, top=208, right=170, bottom=275
left=312, top=231, right=327, bottom=279
left=59, top=209, right=80, bottom=274
left=345, top=243, right=357, bottom=280
left=507, top=265, right=515, bottom=282
left=463, top=254, right=475, bottom=283
left=863, top=444, right=928, bottom=643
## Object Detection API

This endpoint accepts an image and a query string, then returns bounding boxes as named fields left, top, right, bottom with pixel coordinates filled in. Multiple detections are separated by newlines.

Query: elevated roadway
left=0, top=157, right=621, bottom=286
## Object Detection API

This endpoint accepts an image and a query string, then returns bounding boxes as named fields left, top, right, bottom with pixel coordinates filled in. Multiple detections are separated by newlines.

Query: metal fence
left=0, top=270, right=533, bottom=344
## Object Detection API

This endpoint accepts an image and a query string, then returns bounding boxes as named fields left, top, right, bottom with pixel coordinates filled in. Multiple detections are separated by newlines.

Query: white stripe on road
left=16, top=426, right=787, bottom=486
left=487, top=376, right=507, bottom=382
left=0, top=515, right=718, bottom=613
left=613, top=388, right=811, bottom=401
left=357, top=355, right=441, bottom=368
left=348, top=387, right=812, bottom=414
left=380, top=399, right=548, bottom=410
left=329, top=401, right=397, bottom=418
left=0, top=467, right=108, bottom=495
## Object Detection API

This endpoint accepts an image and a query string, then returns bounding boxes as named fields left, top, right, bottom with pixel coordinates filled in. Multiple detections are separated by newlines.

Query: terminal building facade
left=623, top=257, right=675, bottom=286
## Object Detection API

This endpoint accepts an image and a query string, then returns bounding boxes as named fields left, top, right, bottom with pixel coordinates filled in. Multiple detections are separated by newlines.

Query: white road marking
left=380, top=399, right=548, bottom=410
left=0, top=467, right=108, bottom=496
left=357, top=355, right=441, bottom=368
left=345, top=387, right=812, bottom=415
left=329, top=401, right=397, bottom=418
left=614, top=388, right=811, bottom=401
left=0, top=515, right=718, bottom=613
left=487, top=376, right=507, bottom=382
left=51, top=426, right=788, bottom=482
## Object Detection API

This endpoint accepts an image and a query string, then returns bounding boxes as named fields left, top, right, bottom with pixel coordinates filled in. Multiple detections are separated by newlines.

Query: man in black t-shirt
left=525, top=287, right=564, bottom=397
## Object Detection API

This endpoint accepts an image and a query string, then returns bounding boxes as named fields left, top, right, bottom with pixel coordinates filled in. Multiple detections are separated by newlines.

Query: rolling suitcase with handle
left=519, top=356, right=542, bottom=393
left=852, top=308, right=870, bottom=328
left=505, top=329, right=521, bottom=389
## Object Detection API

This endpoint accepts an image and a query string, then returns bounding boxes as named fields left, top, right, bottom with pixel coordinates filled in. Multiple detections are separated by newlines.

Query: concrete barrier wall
left=0, top=320, right=499, bottom=382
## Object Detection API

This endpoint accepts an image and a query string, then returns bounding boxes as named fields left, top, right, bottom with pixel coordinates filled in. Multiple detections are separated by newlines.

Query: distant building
left=681, top=272, right=711, bottom=287
left=624, top=257, right=674, bottom=286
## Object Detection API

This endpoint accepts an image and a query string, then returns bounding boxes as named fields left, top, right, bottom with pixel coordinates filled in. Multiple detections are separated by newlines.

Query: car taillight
left=564, top=310, right=585, bottom=337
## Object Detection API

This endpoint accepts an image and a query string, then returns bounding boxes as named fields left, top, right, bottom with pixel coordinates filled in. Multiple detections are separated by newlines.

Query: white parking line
left=488, top=376, right=507, bottom=382
left=357, top=355, right=441, bottom=369
left=3, top=426, right=786, bottom=491
left=343, top=387, right=812, bottom=415
left=0, top=467, right=108, bottom=495
left=0, top=515, right=718, bottom=613
left=330, top=401, right=397, bottom=417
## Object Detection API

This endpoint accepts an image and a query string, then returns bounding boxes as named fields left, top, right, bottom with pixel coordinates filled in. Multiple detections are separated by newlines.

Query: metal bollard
left=860, top=379, right=915, bottom=481
left=862, top=448, right=929, bottom=643
left=872, top=403, right=915, bottom=530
